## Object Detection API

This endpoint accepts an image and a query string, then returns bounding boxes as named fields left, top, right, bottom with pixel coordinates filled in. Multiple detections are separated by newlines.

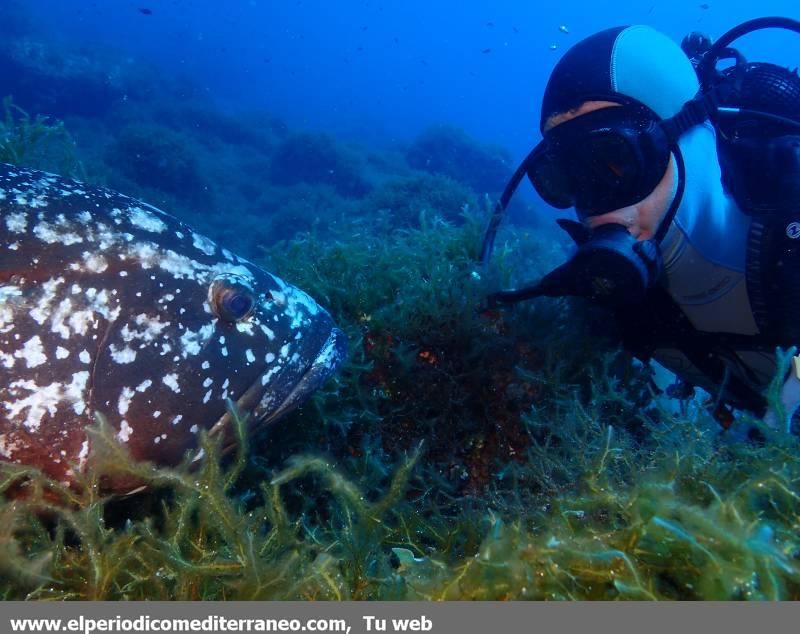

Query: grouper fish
left=0, top=163, right=347, bottom=491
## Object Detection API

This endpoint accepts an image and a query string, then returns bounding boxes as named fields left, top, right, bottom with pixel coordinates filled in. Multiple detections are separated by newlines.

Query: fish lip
left=256, top=326, right=348, bottom=425
left=208, top=326, right=347, bottom=442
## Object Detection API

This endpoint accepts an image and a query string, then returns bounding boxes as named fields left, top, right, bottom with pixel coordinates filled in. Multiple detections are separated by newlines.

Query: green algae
left=3, top=210, right=800, bottom=601
left=1, top=96, right=799, bottom=599
left=0, top=97, right=84, bottom=178
left=0, top=408, right=424, bottom=600
left=3, top=396, right=800, bottom=600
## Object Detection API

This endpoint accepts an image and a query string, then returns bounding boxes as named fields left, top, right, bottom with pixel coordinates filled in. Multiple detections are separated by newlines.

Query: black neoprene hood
left=539, top=26, right=628, bottom=132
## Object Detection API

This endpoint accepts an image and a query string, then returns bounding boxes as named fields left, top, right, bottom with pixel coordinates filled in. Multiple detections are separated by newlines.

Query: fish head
left=0, top=164, right=347, bottom=490
left=90, top=252, right=348, bottom=469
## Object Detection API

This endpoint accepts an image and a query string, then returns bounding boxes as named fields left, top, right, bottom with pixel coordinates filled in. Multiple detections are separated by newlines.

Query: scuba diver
left=481, top=18, right=800, bottom=431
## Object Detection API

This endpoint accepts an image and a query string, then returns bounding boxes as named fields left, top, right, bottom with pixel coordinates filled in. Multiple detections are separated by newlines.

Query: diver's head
left=541, top=100, right=679, bottom=241
left=528, top=25, right=700, bottom=239
left=483, top=17, right=800, bottom=307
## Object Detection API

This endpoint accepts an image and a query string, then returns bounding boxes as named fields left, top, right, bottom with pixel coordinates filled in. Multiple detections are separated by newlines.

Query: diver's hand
left=763, top=365, right=800, bottom=433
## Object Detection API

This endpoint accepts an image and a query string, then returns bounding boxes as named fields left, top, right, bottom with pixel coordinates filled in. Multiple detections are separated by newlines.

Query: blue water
left=16, top=0, right=800, bottom=162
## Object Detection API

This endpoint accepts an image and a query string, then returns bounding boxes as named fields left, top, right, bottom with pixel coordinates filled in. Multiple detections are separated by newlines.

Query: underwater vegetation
left=269, top=132, right=373, bottom=198
left=0, top=37, right=149, bottom=120
left=152, top=106, right=284, bottom=151
left=106, top=123, right=209, bottom=204
left=3, top=355, right=800, bottom=600
left=0, top=97, right=84, bottom=178
left=4, top=191, right=800, bottom=600
left=406, top=124, right=513, bottom=196
left=361, top=173, right=478, bottom=227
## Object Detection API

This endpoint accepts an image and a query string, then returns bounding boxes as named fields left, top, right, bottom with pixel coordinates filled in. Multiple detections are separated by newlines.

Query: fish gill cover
left=1, top=0, right=800, bottom=601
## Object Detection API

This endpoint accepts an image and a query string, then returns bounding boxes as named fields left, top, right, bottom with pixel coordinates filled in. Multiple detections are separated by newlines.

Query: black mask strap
left=653, top=144, right=686, bottom=244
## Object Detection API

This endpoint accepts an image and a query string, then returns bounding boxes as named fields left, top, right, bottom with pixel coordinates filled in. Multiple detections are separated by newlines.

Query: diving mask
left=525, top=102, right=672, bottom=216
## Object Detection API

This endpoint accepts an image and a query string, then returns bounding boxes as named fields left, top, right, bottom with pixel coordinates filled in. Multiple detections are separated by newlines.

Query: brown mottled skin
left=0, top=163, right=346, bottom=491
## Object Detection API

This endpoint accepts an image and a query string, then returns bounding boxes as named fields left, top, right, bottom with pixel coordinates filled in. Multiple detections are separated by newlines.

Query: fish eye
left=209, top=277, right=256, bottom=323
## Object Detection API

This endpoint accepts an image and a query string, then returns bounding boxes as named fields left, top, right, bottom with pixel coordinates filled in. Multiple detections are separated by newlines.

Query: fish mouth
left=255, top=326, right=348, bottom=425
left=209, top=326, right=348, bottom=442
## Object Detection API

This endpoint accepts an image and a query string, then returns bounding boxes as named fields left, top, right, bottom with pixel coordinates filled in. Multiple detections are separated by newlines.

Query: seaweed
left=106, top=123, right=209, bottom=204
left=0, top=408, right=423, bottom=600
left=393, top=418, right=800, bottom=600
left=405, top=125, right=512, bottom=195
left=361, top=173, right=479, bottom=228
left=261, top=204, right=613, bottom=496
left=3, top=95, right=800, bottom=601
left=269, top=132, right=372, bottom=198
left=4, top=388, right=800, bottom=600
left=0, top=96, right=84, bottom=178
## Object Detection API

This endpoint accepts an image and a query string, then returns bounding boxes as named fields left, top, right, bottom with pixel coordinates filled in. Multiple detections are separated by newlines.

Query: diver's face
left=544, top=101, right=677, bottom=241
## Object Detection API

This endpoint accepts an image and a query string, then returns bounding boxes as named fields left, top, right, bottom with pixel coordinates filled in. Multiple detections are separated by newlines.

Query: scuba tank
left=682, top=18, right=800, bottom=216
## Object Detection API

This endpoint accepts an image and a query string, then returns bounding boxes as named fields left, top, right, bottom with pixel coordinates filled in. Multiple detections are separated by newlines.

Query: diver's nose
left=583, top=207, right=642, bottom=240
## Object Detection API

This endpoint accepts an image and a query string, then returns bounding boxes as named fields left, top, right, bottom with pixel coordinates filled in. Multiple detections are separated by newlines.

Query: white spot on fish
left=4, top=371, right=89, bottom=431
left=5, top=212, right=27, bottom=233
left=163, top=373, right=180, bottom=393
left=118, top=387, right=135, bottom=416
left=15, top=335, right=47, bottom=368
left=192, top=231, right=216, bottom=256
left=179, top=322, right=215, bottom=357
left=78, top=440, right=90, bottom=470
left=33, top=221, right=82, bottom=245
left=110, top=345, right=137, bottom=364
left=30, top=277, right=65, bottom=325
left=129, top=206, right=167, bottom=233
left=236, top=321, right=255, bottom=335
left=118, top=420, right=133, bottom=443
left=82, top=253, right=108, bottom=273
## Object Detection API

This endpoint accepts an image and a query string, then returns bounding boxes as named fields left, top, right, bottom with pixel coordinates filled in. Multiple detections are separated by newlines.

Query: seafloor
left=1, top=9, right=800, bottom=600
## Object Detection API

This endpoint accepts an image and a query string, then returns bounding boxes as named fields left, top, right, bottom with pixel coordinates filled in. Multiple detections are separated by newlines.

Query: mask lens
left=589, top=133, right=639, bottom=183
left=573, top=132, right=643, bottom=213
left=526, top=105, right=669, bottom=215
left=525, top=148, right=574, bottom=208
